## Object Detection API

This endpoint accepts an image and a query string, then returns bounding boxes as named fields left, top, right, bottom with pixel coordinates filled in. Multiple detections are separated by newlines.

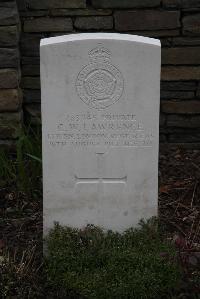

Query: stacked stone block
left=0, top=0, right=22, bottom=149
left=16, top=0, right=200, bottom=144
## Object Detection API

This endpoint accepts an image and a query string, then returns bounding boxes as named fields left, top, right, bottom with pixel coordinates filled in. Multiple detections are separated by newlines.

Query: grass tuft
left=45, top=218, right=181, bottom=299
left=0, top=246, right=43, bottom=299
left=0, top=125, right=42, bottom=193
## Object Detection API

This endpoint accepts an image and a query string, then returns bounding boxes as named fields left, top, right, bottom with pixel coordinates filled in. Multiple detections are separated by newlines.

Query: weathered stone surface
left=0, top=69, right=18, bottom=89
left=159, top=134, right=167, bottom=142
left=168, top=130, right=200, bottom=143
left=5, top=0, right=200, bottom=145
left=0, top=2, right=19, bottom=25
left=162, top=0, right=181, bottom=8
left=0, top=112, right=22, bottom=139
left=182, top=7, right=200, bottom=12
left=160, top=141, right=200, bottom=148
left=0, top=2, right=18, bottom=8
left=160, top=38, right=172, bottom=47
left=74, top=16, right=113, bottom=30
left=0, top=26, right=19, bottom=47
left=40, top=33, right=161, bottom=232
left=22, top=56, right=40, bottom=65
left=22, top=77, right=40, bottom=89
left=161, top=125, right=199, bottom=134
left=0, top=139, right=17, bottom=152
left=0, top=89, right=22, bottom=112
left=50, top=8, right=112, bottom=16
left=24, top=0, right=86, bottom=9
left=197, top=82, right=200, bottom=97
left=163, top=0, right=200, bottom=8
left=162, top=66, right=200, bottom=80
left=92, top=0, right=160, bottom=8
left=161, top=81, right=196, bottom=90
left=20, top=10, right=48, bottom=17
left=22, top=64, right=40, bottom=76
left=167, top=115, right=200, bottom=127
left=160, top=114, right=166, bottom=126
left=47, top=32, right=66, bottom=37
left=159, top=127, right=168, bottom=135
left=25, top=104, right=41, bottom=125
left=161, top=100, right=200, bottom=114
left=125, top=30, right=180, bottom=38
left=24, top=17, right=73, bottom=33
left=162, top=47, right=200, bottom=65
left=24, top=89, right=41, bottom=103
left=16, top=0, right=27, bottom=11
left=172, top=37, right=200, bottom=46
left=20, top=34, right=43, bottom=56
left=0, top=48, right=19, bottom=68
left=161, top=90, right=194, bottom=99
left=114, top=10, right=180, bottom=31
left=183, top=14, right=200, bottom=35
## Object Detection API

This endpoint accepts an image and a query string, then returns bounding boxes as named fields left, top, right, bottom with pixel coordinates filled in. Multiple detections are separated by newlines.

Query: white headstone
left=41, top=33, right=161, bottom=234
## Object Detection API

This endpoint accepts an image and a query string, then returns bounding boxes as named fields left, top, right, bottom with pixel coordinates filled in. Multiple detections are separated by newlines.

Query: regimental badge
left=76, top=47, right=124, bottom=110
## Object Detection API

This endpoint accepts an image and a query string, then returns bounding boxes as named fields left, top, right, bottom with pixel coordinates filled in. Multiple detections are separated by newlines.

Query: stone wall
left=12, top=1, right=200, bottom=145
left=0, top=0, right=22, bottom=149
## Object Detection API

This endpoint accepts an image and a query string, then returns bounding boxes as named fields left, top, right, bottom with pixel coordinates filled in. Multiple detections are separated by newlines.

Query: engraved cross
left=75, top=152, right=127, bottom=186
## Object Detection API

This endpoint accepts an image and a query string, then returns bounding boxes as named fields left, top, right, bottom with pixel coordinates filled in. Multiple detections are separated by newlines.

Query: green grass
left=45, top=219, right=181, bottom=299
left=0, top=125, right=42, bottom=193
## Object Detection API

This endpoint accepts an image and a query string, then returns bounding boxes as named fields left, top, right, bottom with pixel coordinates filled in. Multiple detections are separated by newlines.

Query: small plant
left=0, top=246, right=43, bottom=299
left=0, top=149, right=16, bottom=185
left=45, top=219, right=181, bottom=299
left=16, top=125, right=42, bottom=193
left=0, top=125, right=42, bottom=193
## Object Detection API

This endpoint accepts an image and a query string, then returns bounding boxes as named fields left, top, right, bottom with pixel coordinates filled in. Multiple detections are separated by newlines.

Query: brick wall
left=15, top=0, right=200, bottom=145
left=0, top=0, right=22, bottom=149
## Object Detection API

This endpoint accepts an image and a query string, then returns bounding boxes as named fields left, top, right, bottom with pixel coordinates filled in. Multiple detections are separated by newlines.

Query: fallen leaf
left=159, top=185, right=170, bottom=193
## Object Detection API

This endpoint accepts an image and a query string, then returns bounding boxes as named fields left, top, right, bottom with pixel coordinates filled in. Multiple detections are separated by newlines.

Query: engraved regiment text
left=48, top=111, right=154, bottom=148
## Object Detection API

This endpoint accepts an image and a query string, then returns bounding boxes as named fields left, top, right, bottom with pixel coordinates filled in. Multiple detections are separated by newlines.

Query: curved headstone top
left=40, top=33, right=161, bottom=47
left=41, top=33, right=161, bottom=234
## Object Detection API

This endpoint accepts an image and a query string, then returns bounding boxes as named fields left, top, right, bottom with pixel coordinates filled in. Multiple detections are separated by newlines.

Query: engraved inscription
left=76, top=47, right=124, bottom=110
left=48, top=111, right=154, bottom=148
